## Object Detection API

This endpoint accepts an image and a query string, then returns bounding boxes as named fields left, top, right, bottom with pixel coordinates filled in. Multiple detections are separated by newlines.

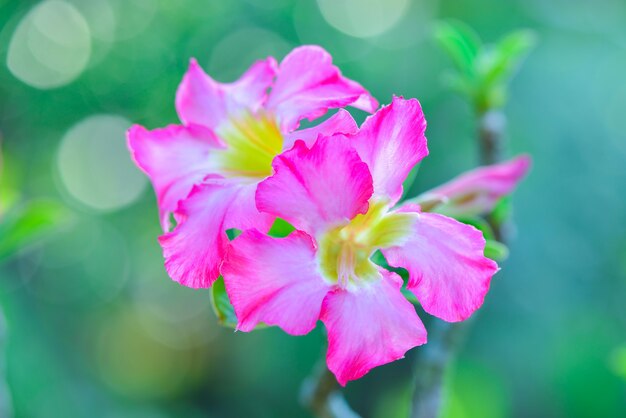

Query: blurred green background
left=1, top=0, right=625, bottom=417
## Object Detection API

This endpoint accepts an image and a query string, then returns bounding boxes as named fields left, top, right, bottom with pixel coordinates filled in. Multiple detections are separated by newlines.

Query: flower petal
left=159, top=180, right=273, bottom=288
left=383, top=210, right=499, bottom=322
left=127, top=124, right=223, bottom=231
left=415, top=155, right=531, bottom=217
left=283, top=109, right=358, bottom=149
left=256, top=136, right=374, bottom=236
left=350, top=96, right=428, bottom=204
left=320, top=270, right=427, bottom=386
left=229, top=58, right=279, bottom=110
left=222, top=229, right=330, bottom=334
left=267, top=45, right=378, bottom=132
left=175, top=57, right=278, bottom=130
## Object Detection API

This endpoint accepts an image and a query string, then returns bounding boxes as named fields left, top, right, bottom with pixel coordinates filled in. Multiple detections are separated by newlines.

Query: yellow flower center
left=216, top=111, right=283, bottom=179
left=318, top=201, right=418, bottom=288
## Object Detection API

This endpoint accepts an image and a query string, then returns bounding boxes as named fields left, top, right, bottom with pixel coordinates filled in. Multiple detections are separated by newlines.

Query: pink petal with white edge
left=350, top=96, right=428, bottom=204
left=222, top=229, right=331, bottom=334
left=283, top=109, right=358, bottom=149
left=159, top=180, right=273, bottom=288
left=415, top=155, right=531, bottom=217
left=383, top=210, right=499, bottom=323
left=320, top=270, right=427, bottom=386
left=127, top=124, right=223, bottom=231
left=175, top=57, right=278, bottom=130
left=256, top=136, right=373, bottom=236
left=267, top=45, right=378, bottom=132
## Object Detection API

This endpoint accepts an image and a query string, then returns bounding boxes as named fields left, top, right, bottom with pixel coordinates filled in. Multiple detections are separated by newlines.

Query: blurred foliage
left=442, top=361, right=510, bottom=418
left=435, top=20, right=536, bottom=112
left=609, top=345, right=626, bottom=381
left=0, top=125, right=69, bottom=265
left=489, top=196, right=513, bottom=227
left=0, top=200, right=70, bottom=262
left=0, top=0, right=625, bottom=417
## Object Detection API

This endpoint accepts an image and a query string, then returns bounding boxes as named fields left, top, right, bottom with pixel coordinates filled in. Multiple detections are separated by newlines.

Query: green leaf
left=484, top=239, right=509, bottom=261
left=490, top=196, right=512, bottom=227
left=400, top=163, right=421, bottom=200
left=371, top=250, right=409, bottom=281
left=372, top=251, right=417, bottom=305
left=401, top=286, right=420, bottom=305
left=225, top=228, right=242, bottom=240
left=210, top=276, right=266, bottom=330
left=481, top=30, right=536, bottom=85
left=371, top=250, right=389, bottom=269
left=228, top=219, right=295, bottom=241
left=268, top=217, right=295, bottom=238
left=434, top=20, right=482, bottom=78
left=210, top=276, right=239, bottom=328
left=476, top=30, right=536, bottom=109
left=0, top=200, right=71, bottom=262
left=435, top=22, right=535, bottom=111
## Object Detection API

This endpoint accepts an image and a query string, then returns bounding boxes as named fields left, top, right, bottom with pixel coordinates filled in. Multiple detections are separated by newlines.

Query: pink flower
left=127, top=46, right=377, bottom=288
left=221, top=97, right=499, bottom=385
left=415, top=155, right=531, bottom=217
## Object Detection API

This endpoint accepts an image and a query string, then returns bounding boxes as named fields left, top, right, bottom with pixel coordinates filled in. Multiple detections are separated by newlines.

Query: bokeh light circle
left=7, top=0, right=91, bottom=89
left=107, top=0, right=157, bottom=41
left=69, top=0, right=116, bottom=42
left=56, top=115, right=147, bottom=212
left=208, top=27, right=292, bottom=81
left=316, top=0, right=409, bottom=38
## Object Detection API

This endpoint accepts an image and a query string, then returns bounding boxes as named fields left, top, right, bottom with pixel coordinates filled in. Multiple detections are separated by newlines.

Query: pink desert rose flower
left=221, top=97, right=499, bottom=385
left=127, top=45, right=377, bottom=288
left=415, top=155, right=531, bottom=217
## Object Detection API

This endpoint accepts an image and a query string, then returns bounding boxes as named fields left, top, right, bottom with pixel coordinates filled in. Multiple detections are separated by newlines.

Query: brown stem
left=478, top=109, right=507, bottom=241
left=410, top=321, right=468, bottom=418
left=409, top=109, right=507, bottom=418
left=478, top=110, right=506, bottom=166
left=300, top=361, right=361, bottom=418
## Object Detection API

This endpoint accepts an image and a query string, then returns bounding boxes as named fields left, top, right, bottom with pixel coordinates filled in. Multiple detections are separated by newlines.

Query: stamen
left=337, top=244, right=356, bottom=289
left=216, top=111, right=283, bottom=179
left=318, top=201, right=417, bottom=288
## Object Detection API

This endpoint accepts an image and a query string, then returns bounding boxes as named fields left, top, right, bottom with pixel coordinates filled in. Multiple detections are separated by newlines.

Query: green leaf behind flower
left=484, top=239, right=509, bottom=262
left=268, top=217, right=295, bottom=237
left=210, top=276, right=239, bottom=328
left=0, top=200, right=71, bottom=262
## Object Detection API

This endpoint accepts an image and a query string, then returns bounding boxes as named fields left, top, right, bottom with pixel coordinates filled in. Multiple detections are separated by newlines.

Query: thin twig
left=300, top=360, right=361, bottom=418
left=409, top=109, right=507, bottom=418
